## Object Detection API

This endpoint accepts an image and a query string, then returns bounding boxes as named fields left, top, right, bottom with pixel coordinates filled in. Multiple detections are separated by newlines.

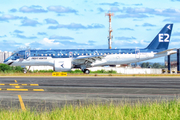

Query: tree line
left=140, top=62, right=165, bottom=68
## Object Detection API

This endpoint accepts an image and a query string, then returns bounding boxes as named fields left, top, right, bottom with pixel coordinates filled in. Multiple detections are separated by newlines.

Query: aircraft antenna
left=105, top=11, right=114, bottom=49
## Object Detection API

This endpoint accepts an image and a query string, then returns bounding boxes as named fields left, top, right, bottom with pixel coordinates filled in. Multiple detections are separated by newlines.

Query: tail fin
left=145, top=24, right=173, bottom=50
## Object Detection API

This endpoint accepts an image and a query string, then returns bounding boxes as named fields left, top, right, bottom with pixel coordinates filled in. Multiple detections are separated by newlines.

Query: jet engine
left=53, top=60, right=72, bottom=71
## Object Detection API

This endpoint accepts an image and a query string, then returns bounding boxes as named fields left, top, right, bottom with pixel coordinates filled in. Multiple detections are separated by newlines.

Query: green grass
left=1, top=100, right=180, bottom=120
left=67, top=69, right=117, bottom=74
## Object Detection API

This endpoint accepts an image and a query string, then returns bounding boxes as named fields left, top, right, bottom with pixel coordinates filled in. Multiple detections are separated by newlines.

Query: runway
left=0, top=77, right=180, bottom=110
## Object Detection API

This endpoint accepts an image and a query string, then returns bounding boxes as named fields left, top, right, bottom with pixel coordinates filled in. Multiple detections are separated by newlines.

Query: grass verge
left=0, top=100, right=180, bottom=120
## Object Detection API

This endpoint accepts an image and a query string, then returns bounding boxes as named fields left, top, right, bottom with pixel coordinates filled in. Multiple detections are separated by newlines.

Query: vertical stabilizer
left=146, top=24, right=173, bottom=50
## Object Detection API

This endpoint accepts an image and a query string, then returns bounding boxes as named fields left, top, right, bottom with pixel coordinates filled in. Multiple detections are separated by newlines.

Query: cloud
left=54, top=40, right=88, bottom=46
left=0, top=14, right=22, bottom=22
left=26, top=38, right=107, bottom=49
left=113, top=39, right=148, bottom=48
left=21, top=18, right=40, bottom=27
left=19, top=5, right=47, bottom=13
left=48, top=23, right=105, bottom=30
left=115, top=36, right=136, bottom=40
left=47, top=6, right=78, bottom=14
left=113, top=7, right=180, bottom=19
left=0, top=35, right=7, bottom=38
left=28, top=41, right=42, bottom=48
left=142, top=23, right=156, bottom=27
left=37, top=32, right=47, bottom=35
left=116, top=14, right=148, bottom=18
left=14, top=30, right=24, bottom=33
left=133, top=3, right=143, bottom=6
left=9, top=8, right=17, bottom=12
left=110, top=7, right=122, bottom=12
left=49, top=35, right=74, bottom=40
left=16, top=34, right=37, bottom=39
left=45, top=18, right=58, bottom=24
left=163, top=17, right=180, bottom=23
left=117, top=28, right=134, bottom=31
left=97, top=8, right=106, bottom=13
left=99, top=2, right=121, bottom=6
left=88, top=40, right=96, bottom=45
left=173, top=32, right=180, bottom=36
left=122, top=7, right=180, bottom=17
left=34, top=38, right=63, bottom=48
left=0, top=40, right=23, bottom=51
left=171, top=0, right=180, bottom=1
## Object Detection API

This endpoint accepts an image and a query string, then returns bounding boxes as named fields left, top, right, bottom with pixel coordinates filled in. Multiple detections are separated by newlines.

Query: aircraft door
left=25, top=50, right=30, bottom=59
left=69, top=52, right=73, bottom=58
left=135, top=49, right=140, bottom=59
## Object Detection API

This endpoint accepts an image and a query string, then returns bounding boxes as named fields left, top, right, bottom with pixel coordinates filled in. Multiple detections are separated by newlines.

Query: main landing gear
left=83, top=69, right=90, bottom=74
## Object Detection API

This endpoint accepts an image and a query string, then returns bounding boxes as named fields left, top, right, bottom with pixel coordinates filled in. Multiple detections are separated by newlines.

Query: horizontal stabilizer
left=156, top=48, right=177, bottom=55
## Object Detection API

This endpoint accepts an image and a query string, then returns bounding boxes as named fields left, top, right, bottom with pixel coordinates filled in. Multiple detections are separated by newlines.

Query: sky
left=0, top=0, right=180, bottom=62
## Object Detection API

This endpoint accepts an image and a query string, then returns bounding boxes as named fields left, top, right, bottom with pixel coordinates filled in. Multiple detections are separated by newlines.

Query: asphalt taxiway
left=0, top=77, right=180, bottom=110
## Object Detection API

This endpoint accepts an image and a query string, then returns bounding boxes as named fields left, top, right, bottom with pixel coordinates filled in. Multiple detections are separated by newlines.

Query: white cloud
left=42, top=38, right=60, bottom=45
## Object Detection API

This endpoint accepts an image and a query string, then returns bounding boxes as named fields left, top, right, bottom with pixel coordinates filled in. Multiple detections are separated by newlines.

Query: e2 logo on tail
left=159, top=34, right=169, bottom=42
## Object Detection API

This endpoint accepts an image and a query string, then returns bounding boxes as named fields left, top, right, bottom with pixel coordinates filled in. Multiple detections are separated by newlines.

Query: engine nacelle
left=53, top=60, right=72, bottom=71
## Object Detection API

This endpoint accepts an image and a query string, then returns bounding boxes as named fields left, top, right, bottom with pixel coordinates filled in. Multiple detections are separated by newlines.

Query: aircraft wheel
left=84, top=69, right=90, bottom=74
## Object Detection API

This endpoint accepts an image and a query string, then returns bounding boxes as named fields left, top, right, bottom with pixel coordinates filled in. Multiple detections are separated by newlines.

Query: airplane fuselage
left=5, top=48, right=165, bottom=68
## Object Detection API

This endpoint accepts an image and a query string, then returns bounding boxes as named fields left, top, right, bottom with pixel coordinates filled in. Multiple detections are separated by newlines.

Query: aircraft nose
left=3, top=59, right=13, bottom=65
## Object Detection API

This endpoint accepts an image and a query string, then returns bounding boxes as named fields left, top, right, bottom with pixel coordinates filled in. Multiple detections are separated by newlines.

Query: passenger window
left=45, top=54, right=47, bottom=56
left=41, top=54, right=43, bottom=56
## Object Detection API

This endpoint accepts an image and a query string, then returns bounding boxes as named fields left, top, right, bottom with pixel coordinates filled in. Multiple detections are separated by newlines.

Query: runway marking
left=18, top=95, right=26, bottom=111
left=30, top=84, right=39, bottom=86
left=15, top=86, right=20, bottom=88
left=33, top=89, right=44, bottom=91
left=0, top=81, right=43, bottom=91
left=0, top=88, right=44, bottom=91
left=0, top=83, right=39, bottom=86
left=7, top=89, right=29, bottom=91
left=15, top=80, right=17, bottom=83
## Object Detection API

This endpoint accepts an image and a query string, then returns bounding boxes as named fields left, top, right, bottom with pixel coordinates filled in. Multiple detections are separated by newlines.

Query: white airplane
left=4, top=24, right=175, bottom=74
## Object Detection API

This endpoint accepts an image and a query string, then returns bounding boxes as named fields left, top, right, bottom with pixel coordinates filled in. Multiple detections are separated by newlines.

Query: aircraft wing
left=73, top=55, right=106, bottom=63
left=155, top=48, right=177, bottom=55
